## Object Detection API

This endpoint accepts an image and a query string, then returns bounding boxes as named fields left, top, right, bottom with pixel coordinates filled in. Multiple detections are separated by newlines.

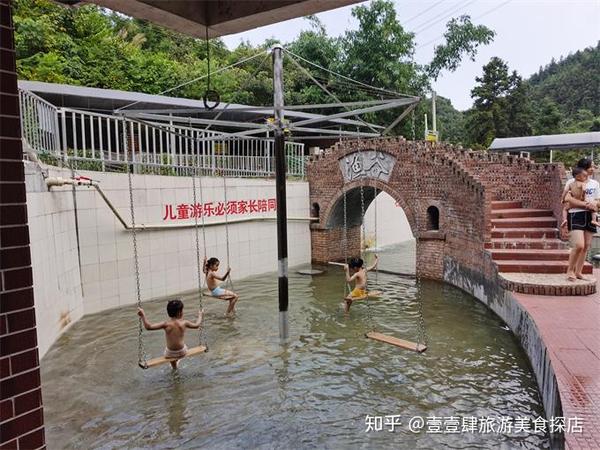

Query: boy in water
left=204, top=257, right=239, bottom=316
left=137, top=299, right=203, bottom=369
left=343, top=255, right=378, bottom=314
left=561, top=167, right=600, bottom=228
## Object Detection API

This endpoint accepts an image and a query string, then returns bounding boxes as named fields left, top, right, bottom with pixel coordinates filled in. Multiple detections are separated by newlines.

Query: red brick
left=18, top=428, right=44, bottom=450
left=14, top=389, right=42, bottom=416
left=0, top=160, right=23, bottom=182
left=10, top=349, right=38, bottom=375
left=0, top=247, right=31, bottom=270
left=0, top=439, right=17, bottom=450
left=0, top=368, right=40, bottom=399
left=0, top=137, right=23, bottom=160
left=0, top=399, right=13, bottom=421
left=6, top=308, right=35, bottom=333
left=0, top=225, right=30, bottom=248
left=0, top=356, right=9, bottom=377
left=2, top=267, right=33, bottom=290
left=0, top=287, right=33, bottom=313
left=0, top=329, right=37, bottom=354
left=0, top=408, right=43, bottom=443
left=0, top=182, right=25, bottom=205
left=0, top=93, right=18, bottom=117
left=0, top=204, right=27, bottom=226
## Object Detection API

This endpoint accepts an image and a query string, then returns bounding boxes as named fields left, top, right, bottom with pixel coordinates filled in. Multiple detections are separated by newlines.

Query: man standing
left=564, top=158, right=599, bottom=281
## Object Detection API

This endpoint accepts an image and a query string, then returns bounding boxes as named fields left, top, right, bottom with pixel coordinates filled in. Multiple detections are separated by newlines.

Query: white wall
left=25, top=163, right=311, bottom=357
left=363, top=191, right=413, bottom=248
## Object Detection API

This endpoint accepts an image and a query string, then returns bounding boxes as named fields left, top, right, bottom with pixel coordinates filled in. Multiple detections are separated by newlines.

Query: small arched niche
left=426, top=205, right=440, bottom=231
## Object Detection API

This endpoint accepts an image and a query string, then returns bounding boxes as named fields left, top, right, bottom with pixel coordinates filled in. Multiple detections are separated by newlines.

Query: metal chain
left=412, top=142, right=428, bottom=350
left=356, top=136, right=375, bottom=332
left=411, top=109, right=416, bottom=141
left=125, top=118, right=148, bottom=368
left=191, top=167, right=208, bottom=350
left=373, top=184, right=378, bottom=285
left=223, top=175, right=234, bottom=291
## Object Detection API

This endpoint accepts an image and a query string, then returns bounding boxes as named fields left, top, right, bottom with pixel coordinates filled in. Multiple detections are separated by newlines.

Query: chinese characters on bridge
left=163, top=198, right=277, bottom=221
left=340, top=150, right=397, bottom=183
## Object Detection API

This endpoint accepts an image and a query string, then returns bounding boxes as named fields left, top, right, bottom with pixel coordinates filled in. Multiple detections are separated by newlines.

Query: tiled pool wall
left=25, top=163, right=311, bottom=357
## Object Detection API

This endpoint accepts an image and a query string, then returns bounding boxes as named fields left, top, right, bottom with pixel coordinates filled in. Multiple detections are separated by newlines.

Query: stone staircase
left=486, top=200, right=596, bottom=295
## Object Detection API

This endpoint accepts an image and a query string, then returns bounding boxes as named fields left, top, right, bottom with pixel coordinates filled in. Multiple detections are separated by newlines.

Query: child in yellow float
left=344, top=255, right=378, bottom=313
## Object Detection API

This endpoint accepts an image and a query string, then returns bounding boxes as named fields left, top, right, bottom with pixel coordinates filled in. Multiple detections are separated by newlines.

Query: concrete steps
left=491, top=228, right=559, bottom=239
left=486, top=200, right=596, bottom=295
left=491, top=217, right=557, bottom=228
left=495, top=260, right=593, bottom=274
left=491, top=208, right=554, bottom=219
left=490, top=249, right=570, bottom=261
left=485, top=238, right=565, bottom=250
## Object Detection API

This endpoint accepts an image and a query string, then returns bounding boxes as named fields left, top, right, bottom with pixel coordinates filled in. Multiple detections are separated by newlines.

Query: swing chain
left=411, top=109, right=416, bottom=141
left=191, top=169, right=207, bottom=350
left=223, top=175, right=234, bottom=291
left=412, top=145, right=428, bottom=349
left=125, top=118, right=148, bottom=368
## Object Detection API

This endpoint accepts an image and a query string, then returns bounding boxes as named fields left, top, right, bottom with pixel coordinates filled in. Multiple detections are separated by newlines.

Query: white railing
left=19, top=89, right=60, bottom=154
left=19, top=89, right=307, bottom=179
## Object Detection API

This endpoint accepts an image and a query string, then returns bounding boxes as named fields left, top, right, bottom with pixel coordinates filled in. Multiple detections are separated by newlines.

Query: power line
left=412, top=0, right=474, bottom=34
left=416, top=0, right=512, bottom=49
left=402, top=1, right=445, bottom=26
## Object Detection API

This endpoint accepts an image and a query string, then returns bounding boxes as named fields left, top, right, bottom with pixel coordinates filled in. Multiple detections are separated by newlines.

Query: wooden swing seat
left=143, top=345, right=207, bottom=369
left=202, top=291, right=236, bottom=300
left=366, top=331, right=427, bottom=353
left=344, top=290, right=382, bottom=301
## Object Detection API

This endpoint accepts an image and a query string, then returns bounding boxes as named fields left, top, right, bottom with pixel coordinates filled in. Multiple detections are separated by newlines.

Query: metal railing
left=19, top=89, right=307, bottom=178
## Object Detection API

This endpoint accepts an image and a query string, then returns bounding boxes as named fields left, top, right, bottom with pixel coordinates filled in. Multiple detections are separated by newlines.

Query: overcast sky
left=221, top=0, right=600, bottom=111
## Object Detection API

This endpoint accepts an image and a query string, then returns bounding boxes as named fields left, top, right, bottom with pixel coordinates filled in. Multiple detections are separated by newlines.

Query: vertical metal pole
left=424, top=113, right=428, bottom=139
left=432, top=90, right=437, bottom=133
left=550, top=149, right=553, bottom=163
left=273, top=45, right=289, bottom=341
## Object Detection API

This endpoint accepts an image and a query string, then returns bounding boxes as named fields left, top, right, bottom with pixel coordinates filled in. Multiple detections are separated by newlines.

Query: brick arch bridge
left=307, top=137, right=585, bottom=294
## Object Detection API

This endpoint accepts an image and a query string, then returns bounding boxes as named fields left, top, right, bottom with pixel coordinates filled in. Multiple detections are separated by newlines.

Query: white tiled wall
left=25, top=163, right=311, bottom=357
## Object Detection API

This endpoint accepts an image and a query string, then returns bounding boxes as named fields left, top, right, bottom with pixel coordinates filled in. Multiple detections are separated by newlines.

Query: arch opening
left=426, top=205, right=440, bottom=231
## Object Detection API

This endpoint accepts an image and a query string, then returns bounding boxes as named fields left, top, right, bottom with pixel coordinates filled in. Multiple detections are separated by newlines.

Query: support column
left=0, top=1, right=46, bottom=448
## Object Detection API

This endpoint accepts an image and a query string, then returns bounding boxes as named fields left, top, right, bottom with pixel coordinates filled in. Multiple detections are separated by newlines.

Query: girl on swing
left=204, top=257, right=239, bottom=316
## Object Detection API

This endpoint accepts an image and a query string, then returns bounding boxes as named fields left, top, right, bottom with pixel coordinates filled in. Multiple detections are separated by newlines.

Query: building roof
left=18, top=80, right=377, bottom=129
left=489, top=132, right=600, bottom=152
left=57, top=0, right=364, bottom=38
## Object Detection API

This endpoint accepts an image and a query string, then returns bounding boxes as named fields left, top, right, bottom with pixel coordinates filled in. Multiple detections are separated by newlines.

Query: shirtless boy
left=343, top=255, right=378, bottom=314
left=137, top=299, right=203, bottom=369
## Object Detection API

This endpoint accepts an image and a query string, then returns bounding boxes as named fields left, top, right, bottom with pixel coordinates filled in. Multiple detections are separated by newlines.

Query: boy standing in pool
left=344, top=255, right=378, bottom=314
left=204, top=257, right=239, bottom=316
left=137, top=299, right=203, bottom=369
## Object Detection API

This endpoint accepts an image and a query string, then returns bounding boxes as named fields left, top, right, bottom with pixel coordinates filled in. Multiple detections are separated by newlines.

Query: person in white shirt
left=563, top=158, right=599, bottom=282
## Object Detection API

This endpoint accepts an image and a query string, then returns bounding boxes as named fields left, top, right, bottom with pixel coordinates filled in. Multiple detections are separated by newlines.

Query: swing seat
left=366, top=331, right=427, bottom=353
left=142, top=345, right=207, bottom=369
left=202, top=291, right=236, bottom=301
left=344, top=290, right=382, bottom=301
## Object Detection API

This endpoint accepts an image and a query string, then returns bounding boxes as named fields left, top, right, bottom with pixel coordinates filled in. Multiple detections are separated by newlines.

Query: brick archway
left=307, top=137, right=565, bottom=281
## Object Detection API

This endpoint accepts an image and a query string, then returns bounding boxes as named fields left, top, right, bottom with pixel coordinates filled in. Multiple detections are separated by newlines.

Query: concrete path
left=513, top=270, right=600, bottom=449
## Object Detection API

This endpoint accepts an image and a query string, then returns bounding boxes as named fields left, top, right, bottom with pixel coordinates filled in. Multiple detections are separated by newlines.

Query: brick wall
left=0, top=1, right=46, bottom=448
left=307, top=138, right=564, bottom=280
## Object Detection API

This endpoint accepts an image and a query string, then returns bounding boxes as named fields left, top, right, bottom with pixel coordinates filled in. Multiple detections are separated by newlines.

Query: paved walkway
left=513, top=269, right=600, bottom=449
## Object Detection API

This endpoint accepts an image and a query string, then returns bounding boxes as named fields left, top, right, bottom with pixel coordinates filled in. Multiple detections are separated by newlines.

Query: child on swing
left=137, top=299, right=203, bottom=369
left=344, top=255, right=378, bottom=314
left=204, top=257, right=239, bottom=316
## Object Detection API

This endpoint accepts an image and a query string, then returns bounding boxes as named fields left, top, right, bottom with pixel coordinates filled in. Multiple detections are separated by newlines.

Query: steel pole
left=272, top=45, right=289, bottom=341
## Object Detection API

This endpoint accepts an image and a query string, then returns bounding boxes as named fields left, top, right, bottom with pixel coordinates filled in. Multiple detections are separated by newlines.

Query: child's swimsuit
left=164, top=344, right=188, bottom=359
left=211, top=286, right=226, bottom=296
left=350, top=287, right=366, bottom=298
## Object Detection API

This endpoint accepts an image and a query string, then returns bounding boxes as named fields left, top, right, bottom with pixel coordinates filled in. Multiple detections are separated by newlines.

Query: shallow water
left=41, top=242, right=549, bottom=449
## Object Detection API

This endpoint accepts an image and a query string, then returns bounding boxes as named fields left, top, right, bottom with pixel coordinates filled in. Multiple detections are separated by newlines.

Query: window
left=426, top=205, right=440, bottom=230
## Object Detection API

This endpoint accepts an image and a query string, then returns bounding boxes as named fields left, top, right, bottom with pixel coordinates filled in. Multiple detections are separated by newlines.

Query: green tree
left=534, top=97, right=563, bottom=135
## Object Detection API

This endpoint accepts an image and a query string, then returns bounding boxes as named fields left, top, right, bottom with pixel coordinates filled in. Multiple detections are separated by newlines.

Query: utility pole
left=272, top=45, right=289, bottom=341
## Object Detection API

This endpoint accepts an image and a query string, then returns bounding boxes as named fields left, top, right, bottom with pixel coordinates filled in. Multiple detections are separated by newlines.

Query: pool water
left=41, top=242, right=549, bottom=449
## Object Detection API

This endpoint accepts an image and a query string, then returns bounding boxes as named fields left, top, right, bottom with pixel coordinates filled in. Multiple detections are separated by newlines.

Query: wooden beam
left=144, top=345, right=207, bottom=368
left=366, top=331, right=427, bottom=353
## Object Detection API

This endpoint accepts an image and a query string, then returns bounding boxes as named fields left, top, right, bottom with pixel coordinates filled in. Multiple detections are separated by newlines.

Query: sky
left=221, top=0, right=600, bottom=111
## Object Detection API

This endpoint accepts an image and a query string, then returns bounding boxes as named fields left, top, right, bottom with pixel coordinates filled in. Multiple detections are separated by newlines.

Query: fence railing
left=19, top=89, right=307, bottom=178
